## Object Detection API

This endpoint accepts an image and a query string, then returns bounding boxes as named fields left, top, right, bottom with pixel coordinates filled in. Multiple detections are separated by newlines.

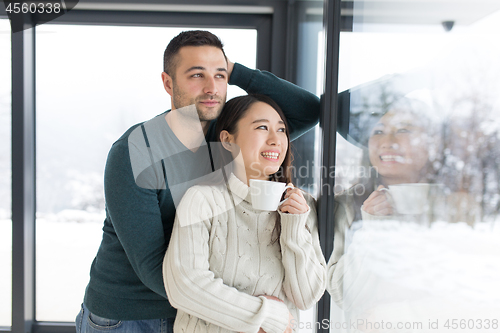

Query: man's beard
left=172, top=86, right=225, bottom=122
left=195, top=95, right=225, bottom=122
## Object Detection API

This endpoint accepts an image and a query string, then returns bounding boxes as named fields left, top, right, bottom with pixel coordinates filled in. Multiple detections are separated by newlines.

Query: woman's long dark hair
left=215, top=94, right=294, bottom=243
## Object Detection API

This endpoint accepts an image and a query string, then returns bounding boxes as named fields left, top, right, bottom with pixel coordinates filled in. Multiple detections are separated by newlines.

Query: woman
left=327, top=98, right=439, bottom=308
left=163, top=94, right=326, bottom=333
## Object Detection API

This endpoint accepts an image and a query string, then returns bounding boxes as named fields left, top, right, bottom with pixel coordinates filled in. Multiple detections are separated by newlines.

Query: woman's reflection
left=362, top=101, right=434, bottom=217
left=326, top=97, right=441, bottom=326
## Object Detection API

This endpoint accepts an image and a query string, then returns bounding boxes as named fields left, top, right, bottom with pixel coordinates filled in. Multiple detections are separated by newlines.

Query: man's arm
left=104, top=137, right=168, bottom=298
left=228, top=61, right=321, bottom=141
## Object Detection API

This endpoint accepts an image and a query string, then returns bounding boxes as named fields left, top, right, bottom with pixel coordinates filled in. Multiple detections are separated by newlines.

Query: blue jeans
left=76, top=303, right=174, bottom=333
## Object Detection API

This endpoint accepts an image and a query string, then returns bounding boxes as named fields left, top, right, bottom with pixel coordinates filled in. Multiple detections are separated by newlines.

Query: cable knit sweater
left=163, top=174, right=326, bottom=333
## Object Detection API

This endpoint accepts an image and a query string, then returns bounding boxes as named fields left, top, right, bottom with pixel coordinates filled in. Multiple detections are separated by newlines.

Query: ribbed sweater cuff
left=279, top=209, right=310, bottom=241
left=229, top=62, right=254, bottom=91
left=259, top=297, right=290, bottom=333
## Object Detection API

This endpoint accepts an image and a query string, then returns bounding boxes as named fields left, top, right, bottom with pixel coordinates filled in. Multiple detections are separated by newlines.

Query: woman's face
left=368, top=110, right=429, bottom=185
left=226, top=101, right=288, bottom=181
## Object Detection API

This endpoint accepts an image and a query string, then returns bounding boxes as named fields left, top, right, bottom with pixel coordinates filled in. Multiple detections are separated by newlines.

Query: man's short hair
left=163, top=30, right=227, bottom=78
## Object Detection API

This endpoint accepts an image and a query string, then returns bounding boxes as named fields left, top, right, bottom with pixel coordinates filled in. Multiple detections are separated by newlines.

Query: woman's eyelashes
left=372, top=127, right=412, bottom=136
left=397, top=128, right=411, bottom=134
left=255, top=124, right=286, bottom=132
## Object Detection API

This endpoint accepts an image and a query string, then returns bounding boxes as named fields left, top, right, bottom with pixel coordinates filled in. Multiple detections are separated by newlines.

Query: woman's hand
left=256, top=295, right=295, bottom=333
left=362, top=185, right=394, bottom=216
left=279, top=184, right=309, bottom=214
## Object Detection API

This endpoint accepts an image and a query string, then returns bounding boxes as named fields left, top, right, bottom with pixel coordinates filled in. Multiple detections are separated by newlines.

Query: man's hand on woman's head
left=362, top=185, right=394, bottom=216
left=227, top=59, right=234, bottom=79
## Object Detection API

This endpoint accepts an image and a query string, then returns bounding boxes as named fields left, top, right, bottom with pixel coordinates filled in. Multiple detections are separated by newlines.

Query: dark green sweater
left=83, top=63, right=321, bottom=320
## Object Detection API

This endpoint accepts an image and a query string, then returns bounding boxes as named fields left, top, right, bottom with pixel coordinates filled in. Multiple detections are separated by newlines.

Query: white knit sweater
left=163, top=174, right=326, bottom=333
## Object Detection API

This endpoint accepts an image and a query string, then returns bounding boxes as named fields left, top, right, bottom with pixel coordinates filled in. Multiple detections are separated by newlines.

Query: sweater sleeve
left=326, top=200, right=349, bottom=308
left=164, top=188, right=290, bottom=333
left=229, top=63, right=321, bottom=141
left=326, top=196, right=360, bottom=308
left=278, top=194, right=326, bottom=310
left=104, top=137, right=168, bottom=298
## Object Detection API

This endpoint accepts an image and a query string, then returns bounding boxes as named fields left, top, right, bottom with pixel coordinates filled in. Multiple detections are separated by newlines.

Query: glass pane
left=0, top=18, right=12, bottom=328
left=293, top=3, right=324, bottom=332
left=329, top=4, right=500, bottom=332
left=35, top=24, right=256, bottom=322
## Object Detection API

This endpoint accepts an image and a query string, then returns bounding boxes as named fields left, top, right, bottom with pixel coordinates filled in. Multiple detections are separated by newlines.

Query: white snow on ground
left=0, top=220, right=12, bottom=326
left=331, top=220, right=500, bottom=333
left=0, top=215, right=103, bottom=324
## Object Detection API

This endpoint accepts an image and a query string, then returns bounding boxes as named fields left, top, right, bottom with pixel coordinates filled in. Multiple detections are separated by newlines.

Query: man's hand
left=227, top=59, right=235, bottom=79
left=362, top=185, right=394, bottom=216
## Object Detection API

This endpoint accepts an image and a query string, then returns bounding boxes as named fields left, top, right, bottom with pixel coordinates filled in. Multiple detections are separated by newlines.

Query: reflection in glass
left=0, top=18, right=12, bottom=328
left=292, top=4, right=324, bottom=332
left=35, top=24, right=256, bottom=322
left=329, top=5, right=500, bottom=332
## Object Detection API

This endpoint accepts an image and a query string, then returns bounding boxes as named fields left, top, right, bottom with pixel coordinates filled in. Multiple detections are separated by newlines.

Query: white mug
left=380, top=183, right=430, bottom=215
left=249, top=179, right=293, bottom=211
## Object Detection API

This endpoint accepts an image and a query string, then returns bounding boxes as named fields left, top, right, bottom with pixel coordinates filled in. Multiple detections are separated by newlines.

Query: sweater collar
left=227, top=173, right=251, bottom=203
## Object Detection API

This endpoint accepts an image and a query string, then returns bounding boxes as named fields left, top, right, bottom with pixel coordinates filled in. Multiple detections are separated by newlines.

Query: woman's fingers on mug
left=284, top=183, right=295, bottom=198
left=363, top=189, right=394, bottom=215
left=364, top=190, right=386, bottom=205
left=280, top=191, right=309, bottom=214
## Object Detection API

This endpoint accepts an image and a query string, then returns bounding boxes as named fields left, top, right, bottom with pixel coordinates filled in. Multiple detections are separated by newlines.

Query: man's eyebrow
left=184, top=66, right=228, bottom=74
left=184, top=66, right=205, bottom=74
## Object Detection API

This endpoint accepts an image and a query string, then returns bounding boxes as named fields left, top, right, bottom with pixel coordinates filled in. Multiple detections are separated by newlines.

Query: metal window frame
left=33, top=9, right=274, bottom=73
left=316, top=0, right=341, bottom=331
left=10, top=12, right=37, bottom=333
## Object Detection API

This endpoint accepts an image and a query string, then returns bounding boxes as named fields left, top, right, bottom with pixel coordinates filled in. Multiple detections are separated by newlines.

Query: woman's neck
left=234, top=169, right=269, bottom=186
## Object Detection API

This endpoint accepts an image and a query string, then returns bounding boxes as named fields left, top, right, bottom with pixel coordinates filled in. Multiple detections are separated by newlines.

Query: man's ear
left=161, top=72, right=174, bottom=97
left=220, top=130, right=234, bottom=151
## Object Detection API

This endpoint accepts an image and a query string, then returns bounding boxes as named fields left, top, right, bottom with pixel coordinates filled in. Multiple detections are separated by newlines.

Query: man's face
left=164, top=45, right=228, bottom=122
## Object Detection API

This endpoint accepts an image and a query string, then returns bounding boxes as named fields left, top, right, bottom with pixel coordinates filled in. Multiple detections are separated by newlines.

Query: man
left=76, top=30, right=320, bottom=333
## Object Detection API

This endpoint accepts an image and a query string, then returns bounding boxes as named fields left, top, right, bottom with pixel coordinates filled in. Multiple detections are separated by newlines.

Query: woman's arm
left=326, top=205, right=347, bottom=308
left=163, top=188, right=290, bottom=333
left=278, top=194, right=327, bottom=310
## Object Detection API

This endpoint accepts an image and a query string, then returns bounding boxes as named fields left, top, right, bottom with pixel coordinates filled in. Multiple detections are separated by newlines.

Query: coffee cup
left=249, top=179, right=293, bottom=211
left=380, top=183, right=430, bottom=215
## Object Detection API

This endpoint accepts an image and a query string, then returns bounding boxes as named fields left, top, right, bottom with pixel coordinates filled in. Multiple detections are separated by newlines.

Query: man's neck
left=165, top=108, right=210, bottom=152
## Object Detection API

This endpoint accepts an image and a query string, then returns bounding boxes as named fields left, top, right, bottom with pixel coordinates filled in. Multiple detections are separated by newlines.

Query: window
left=0, top=18, right=12, bottom=328
left=329, top=5, right=500, bottom=331
left=35, top=23, right=257, bottom=322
